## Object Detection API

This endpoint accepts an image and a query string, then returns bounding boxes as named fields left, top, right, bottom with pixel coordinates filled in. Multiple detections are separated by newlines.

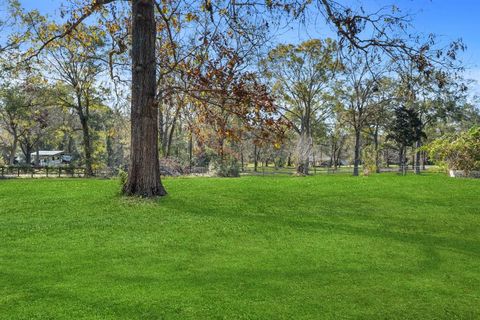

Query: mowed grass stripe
left=0, top=174, right=479, bottom=319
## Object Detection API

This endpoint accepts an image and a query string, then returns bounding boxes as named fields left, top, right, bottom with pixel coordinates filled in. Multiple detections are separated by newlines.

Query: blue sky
left=281, top=0, right=480, bottom=96
left=389, top=0, right=480, bottom=94
left=16, top=0, right=480, bottom=95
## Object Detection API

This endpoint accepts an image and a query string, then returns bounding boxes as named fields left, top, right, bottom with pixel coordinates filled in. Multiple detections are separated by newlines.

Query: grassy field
left=0, top=174, right=479, bottom=319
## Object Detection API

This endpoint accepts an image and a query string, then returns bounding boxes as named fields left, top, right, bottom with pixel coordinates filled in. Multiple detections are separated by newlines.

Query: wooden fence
left=0, top=164, right=427, bottom=179
left=0, top=166, right=87, bottom=178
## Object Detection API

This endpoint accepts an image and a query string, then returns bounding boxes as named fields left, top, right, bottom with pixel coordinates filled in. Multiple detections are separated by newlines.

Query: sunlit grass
left=0, top=174, right=479, bottom=319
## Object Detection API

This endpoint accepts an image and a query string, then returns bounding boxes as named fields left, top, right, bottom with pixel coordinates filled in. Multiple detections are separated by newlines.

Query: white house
left=30, top=151, right=71, bottom=167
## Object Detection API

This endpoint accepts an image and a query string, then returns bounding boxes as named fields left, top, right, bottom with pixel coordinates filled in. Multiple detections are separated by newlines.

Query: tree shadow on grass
left=158, top=196, right=480, bottom=261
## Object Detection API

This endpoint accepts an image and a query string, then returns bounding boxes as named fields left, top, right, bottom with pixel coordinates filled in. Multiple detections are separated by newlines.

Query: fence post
left=58, top=167, right=61, bottom=177
left=46, top=167, right=49, bottom=178
left=17, top=167, right=20, bottom=177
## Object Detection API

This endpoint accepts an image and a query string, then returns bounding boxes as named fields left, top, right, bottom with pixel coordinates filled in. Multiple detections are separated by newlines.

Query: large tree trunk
left=302, top=158, right=309, bottom=175
left=353, top=129, right=361, bottom=176
left=24, top=146, right=32, bottom=165
left=20, top=138, right=34, bottom=165
left=80, top=118, right=94, bottom=176
left=9, top=134, right=18, bottom=165
left=296, top=158, right=306, bottom=174
left=296, top=133, right=310, bottom=175
left=123, top=0, right=167, bottom=197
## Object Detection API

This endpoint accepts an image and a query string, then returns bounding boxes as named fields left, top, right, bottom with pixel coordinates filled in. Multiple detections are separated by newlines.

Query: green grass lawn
left=1, top=174, right=479, bottom=319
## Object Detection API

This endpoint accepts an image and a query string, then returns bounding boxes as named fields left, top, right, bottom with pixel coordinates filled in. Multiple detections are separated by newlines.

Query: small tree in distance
left=387, top=106, right=425, bottom=175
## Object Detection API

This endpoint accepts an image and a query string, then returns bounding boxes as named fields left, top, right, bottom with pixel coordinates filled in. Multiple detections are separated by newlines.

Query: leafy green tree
left=387, top=106, right=425, bottom=175
left=394, top=64, right=469, bottom=174
left=0, top=71, right=57, bottom=165
left=261, top=39, right=338, bottom=174
left=0, top=73, right=45, bottom=164
left=336, top=52, right=385, bottom=176
left=365, top=77, right=396, bottom=173
left=38, top=24, right=107, bottom=176
left=0, top=85, right=29, bottom=164
left=11, top=0, right=466, bottom=197
left=425, top=126, right=480, bottom=176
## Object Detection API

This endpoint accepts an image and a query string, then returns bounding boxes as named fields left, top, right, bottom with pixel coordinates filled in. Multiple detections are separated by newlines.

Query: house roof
left=30, top=150, right=64, bottom=157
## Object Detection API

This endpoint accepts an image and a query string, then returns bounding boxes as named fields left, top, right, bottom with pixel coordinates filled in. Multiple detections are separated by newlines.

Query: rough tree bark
left=297, top=112, right=311, bottom=175
left=123, top=0, right=167, bottom=197
left=9, top=134, right=18, bottom=165
left=80, top=117, right=93, bottom=176
left=302, top=157, right=309, bottom=175
left=296, top=134, right=311, bottom=175
left=73, top=85, right=94, bottom=176
left=23, top=144, right=33, bottom=165
left=20, top=136, right=36, bottom=165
